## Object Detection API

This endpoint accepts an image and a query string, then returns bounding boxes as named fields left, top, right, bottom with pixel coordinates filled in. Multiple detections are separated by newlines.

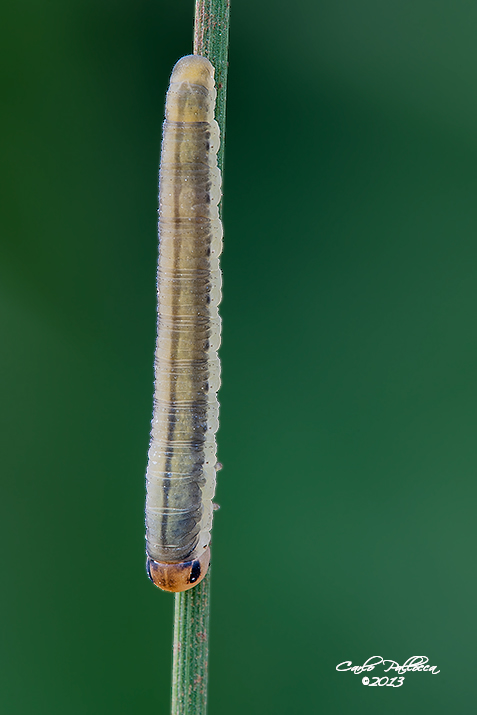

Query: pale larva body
left=145, top=55, right=222, bottom=592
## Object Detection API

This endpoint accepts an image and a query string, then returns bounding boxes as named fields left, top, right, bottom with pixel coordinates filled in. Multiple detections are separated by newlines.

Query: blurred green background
left=1, top=1, right=476, bottom=713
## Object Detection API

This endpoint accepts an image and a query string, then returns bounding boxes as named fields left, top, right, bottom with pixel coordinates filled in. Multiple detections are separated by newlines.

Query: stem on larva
left=170, top=2, right=230, bottom=715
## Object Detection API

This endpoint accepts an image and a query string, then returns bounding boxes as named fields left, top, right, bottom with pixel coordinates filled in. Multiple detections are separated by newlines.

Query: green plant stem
left=171, top=575, right=211, bottom=715
left=171, top=3, right=230, bottom=715
left=194, top=0, right=231, bottom=174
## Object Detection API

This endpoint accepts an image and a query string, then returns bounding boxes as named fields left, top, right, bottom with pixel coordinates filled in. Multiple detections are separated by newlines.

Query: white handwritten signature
left=336, top=656, right=440, bottom=675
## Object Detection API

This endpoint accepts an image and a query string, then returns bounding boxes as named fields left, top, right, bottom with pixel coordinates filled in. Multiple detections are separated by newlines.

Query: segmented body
left=145, top=55, right=222, bottom=592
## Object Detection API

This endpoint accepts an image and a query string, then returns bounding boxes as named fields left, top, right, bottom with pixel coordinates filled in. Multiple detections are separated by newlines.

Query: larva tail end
left=146, top=548, right=210, bottom=592
left=170, top=55, right=215, bottom=91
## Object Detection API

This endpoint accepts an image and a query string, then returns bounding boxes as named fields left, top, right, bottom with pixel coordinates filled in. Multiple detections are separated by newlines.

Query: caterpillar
left=145, top=55, right=222, bottom=592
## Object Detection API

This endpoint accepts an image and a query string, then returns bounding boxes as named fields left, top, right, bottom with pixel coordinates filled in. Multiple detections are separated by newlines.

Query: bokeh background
left=2, top=1, right=476, bottom=713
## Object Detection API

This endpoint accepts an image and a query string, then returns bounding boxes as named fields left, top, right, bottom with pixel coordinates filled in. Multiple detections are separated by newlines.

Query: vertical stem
left=172, top=575, right=211, bottom=715
left=171, top=2, right=230, bottom=715
left=194, top=0, right=231, bottom=174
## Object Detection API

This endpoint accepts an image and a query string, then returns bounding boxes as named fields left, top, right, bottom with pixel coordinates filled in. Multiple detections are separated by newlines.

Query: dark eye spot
left=189, top=560, right=201, bottom=583
left=206, top=247, right=211, bottom=256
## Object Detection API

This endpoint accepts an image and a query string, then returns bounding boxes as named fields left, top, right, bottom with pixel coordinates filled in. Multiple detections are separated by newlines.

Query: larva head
left=146, top=547, right=211, bottom=592
left=166, top=55, right=216, bottom=123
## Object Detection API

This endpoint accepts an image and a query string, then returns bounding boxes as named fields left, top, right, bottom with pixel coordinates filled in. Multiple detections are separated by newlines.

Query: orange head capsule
left=146, top=547, right=211, bottom=593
